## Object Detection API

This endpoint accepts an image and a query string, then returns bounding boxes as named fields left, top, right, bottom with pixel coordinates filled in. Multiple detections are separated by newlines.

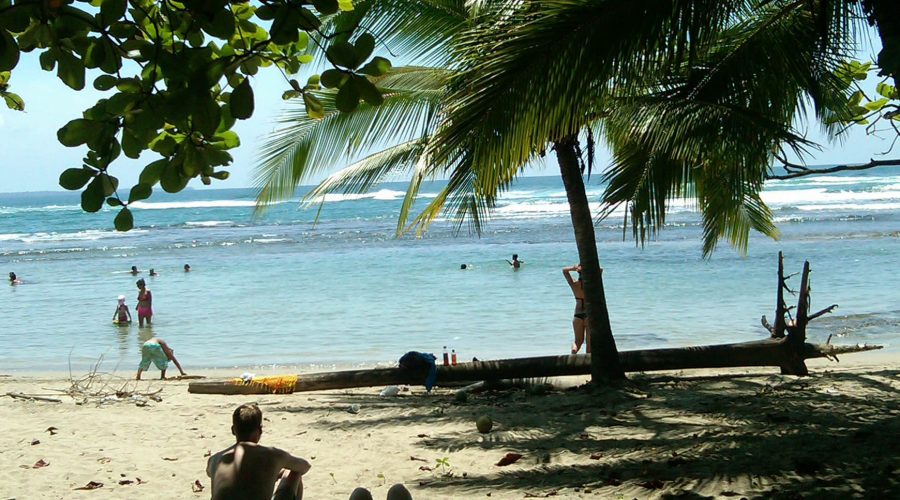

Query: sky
left=0, top=36, right=896, bottom=194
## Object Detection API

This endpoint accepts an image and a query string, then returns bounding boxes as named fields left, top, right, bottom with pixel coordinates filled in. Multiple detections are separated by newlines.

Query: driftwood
left=5, top=392, right=62, bottom=403
left=188, top=341, right=881, bottom=395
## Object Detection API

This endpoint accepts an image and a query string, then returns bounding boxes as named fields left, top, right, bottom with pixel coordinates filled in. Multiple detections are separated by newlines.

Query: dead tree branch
left=767, top=158, right=900, bottom=180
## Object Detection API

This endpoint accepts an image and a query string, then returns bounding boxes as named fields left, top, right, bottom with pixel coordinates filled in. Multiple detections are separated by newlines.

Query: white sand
left=1, top=353, right=898, bottom=499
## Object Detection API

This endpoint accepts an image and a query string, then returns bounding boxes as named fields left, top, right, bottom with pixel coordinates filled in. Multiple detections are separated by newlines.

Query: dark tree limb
left=773, top=252, right=787, bottom=338
left=767, top=158, right=900, bottom=180
left=809, top=304, right=839, bottom=321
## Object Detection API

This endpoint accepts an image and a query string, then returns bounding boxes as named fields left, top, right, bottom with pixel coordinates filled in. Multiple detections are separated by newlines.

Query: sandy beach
left=1, top=354, right=898, bottom=499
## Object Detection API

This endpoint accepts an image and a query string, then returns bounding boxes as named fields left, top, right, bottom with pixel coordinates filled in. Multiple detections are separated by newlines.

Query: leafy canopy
left=0, top=0, right=385, bottom=230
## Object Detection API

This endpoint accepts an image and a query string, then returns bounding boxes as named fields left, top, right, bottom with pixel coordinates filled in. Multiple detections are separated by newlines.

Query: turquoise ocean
left=1, top=169, right=898, bottom=372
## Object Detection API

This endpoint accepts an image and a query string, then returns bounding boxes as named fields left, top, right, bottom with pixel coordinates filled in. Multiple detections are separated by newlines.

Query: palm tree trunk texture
left=864, top=0, right=900, bottom=89
left=555, top=135, right=626, bottom=382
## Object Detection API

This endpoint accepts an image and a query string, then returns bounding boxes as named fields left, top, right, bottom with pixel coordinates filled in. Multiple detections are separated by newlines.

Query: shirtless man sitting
left=207, top=404, right=311, bottom=500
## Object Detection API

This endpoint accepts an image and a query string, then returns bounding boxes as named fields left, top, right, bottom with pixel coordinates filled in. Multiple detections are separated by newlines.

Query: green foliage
left=1, top=0, right=390, bottom=230
left=825, top=60, right=900, bottom=127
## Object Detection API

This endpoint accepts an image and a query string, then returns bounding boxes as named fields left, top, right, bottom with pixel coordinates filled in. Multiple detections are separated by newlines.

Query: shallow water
left=1, top=169, right=898, bottom=372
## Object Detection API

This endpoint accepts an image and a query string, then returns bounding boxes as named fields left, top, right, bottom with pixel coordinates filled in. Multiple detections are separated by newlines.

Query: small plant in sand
left=434, top=457, right=452, bottom=476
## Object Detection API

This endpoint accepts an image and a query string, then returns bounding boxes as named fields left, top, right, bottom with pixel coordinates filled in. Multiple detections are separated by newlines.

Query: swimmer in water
left=184, top=264, right=191, bottom=272
left=506, top=254, right=524, bottom=270
left=130, top=266, right=140, bottom=275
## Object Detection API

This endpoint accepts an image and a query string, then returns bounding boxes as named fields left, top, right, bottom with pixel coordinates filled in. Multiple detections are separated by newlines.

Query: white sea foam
left=130, top=200, right=282, bottom=210
left=252, top=238, right=292, bottom=244
left=795, top=202, right=900, bottom=211
left=184, top=220, right=234, bottom=227
left=16, top=229, right=147, bottom=243
left=313, top=189, right=407, bottom=202
left=762, top=187, right=900, bottom=206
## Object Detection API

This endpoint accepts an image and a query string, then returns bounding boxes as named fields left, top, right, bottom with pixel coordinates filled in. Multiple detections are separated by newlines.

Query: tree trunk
left=554, top=136, right=625, bottom=382
left=187, top=341, right=882, bottom=394
left=863, top=0, right=900, bottom=89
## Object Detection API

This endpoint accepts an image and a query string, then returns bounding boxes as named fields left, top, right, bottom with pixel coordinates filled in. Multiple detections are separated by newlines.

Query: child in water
left=112, top=295, right=132, bottom=324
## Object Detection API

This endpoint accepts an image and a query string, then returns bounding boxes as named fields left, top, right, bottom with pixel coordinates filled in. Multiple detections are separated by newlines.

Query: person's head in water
left=131, top=265, right=138, bottom=274
left=512, top=254, right=518, bottom=261
left=8, top=272, right=16, bottom=282
left=460, top=264, right=467, bottom=270
left=232, top=403, right=263, bottom=442
left=184, top=264, right=191, bottom=272
left=136, top=278, right=146, bottom=289
left=149, top=269, right=157, bottom=276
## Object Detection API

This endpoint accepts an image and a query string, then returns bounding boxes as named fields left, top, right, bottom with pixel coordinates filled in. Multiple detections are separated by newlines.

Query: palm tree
left=255, top=0, right=874, bottom=383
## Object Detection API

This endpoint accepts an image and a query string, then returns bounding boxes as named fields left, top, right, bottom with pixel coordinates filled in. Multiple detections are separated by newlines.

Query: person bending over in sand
left=563, top=264, right=590, bottom=354
left=136, top=278, right=152, bottom=327
left=112, top=295, right=132, bottom=324
left=135, top=337, right=186, bottom=380
left=207, top=404, right=311, bottom=500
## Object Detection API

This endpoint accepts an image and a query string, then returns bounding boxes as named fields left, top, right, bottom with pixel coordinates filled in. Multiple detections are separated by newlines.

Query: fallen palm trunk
left=187, top=340, right=881, bottom=395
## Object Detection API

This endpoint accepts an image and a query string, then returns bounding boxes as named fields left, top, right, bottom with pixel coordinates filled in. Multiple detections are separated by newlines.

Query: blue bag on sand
left=398, top=351, right=437, bottom=391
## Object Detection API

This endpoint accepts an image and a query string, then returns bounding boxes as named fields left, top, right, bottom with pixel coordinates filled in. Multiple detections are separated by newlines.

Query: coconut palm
left=255, top=0, right=876, bottom=383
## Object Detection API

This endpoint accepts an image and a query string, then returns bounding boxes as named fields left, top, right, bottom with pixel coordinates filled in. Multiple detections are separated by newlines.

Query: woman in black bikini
left=563, top=264, right=590, bottom=354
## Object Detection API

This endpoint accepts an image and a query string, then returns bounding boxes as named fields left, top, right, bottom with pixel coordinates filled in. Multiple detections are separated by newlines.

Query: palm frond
left=254, top=67, right=451, bottom=210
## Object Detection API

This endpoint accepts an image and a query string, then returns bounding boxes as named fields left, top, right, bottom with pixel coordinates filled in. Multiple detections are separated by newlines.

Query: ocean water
left=1, top=170, right=898, bottom=373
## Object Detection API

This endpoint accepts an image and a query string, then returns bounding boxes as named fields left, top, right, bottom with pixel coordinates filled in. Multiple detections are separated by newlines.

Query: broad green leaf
left=114, top=207, right=134, bottom=231
left=121, top=129, right=142, bottom=159
left=203, top=9, right=235, bottom=39
left=56, top=49, right=86, bottom=90
left=255, top=5, right=276, bottom=20
left=100, top=174, right=119, bottom=197
left=58, top=119, right=100, bottom=147
left=192, top=96, right=221, bottom=137
left=270, top=7, right=300, bottom=45
left=39, top=49, right=56, bottom=71
left=298, top=54, right=314, bottom=64
left=106, top=197, right=122, bottom=207
left=230, top=77, right=254, bottom=119
left=354, top=33, right=375, bottom=64
left=210, top=170, right=230, bottom=180
left=214, top=130, right=240, bottom=148
left=81, top=177, right=106, bottom=213
left=327, top=42, right=358, bottom=69
left=100, top=0, right=127, bottom=28
left=0, top=29, right=20, bottom=71
left=864, top=98, right=889, bottom=112
left=335, top=80, right=360, bottom=112
left=320, top=69, right=346, bottom=88
left=359, top=56, right=391, bottom=77
left=876, top=82, right=897, bottom=99
left=160, top=161, right=189, bottom=193
left=128, top=183, right=153, bottom=203
left=303, top=93, right=324, bottom=119
left=139, top=159, right=168, bottom=186
left=2, top=92, right=24, bottom=110
left=312, top=0, right=339, bottom=16
left=59, top=167, right=94, bottom=190
left=356, top=77, right=383, bottom=106
left=94, top=74, right=118, bottom=91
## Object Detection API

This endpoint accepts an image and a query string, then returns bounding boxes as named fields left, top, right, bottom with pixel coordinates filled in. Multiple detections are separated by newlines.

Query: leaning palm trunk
left=555, top=136, right=625, bottom=382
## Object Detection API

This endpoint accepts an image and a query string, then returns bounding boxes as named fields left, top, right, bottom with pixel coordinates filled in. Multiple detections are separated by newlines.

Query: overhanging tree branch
left=767, top=158, right=900, bottom=180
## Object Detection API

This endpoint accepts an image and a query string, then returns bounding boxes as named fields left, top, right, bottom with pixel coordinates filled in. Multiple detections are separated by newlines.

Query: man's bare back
left=208, top=405, right=310, bottom=500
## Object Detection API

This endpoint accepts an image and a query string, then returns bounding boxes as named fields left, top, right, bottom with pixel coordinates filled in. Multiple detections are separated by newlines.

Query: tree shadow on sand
left=274, top=368, right=899, bottom=499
